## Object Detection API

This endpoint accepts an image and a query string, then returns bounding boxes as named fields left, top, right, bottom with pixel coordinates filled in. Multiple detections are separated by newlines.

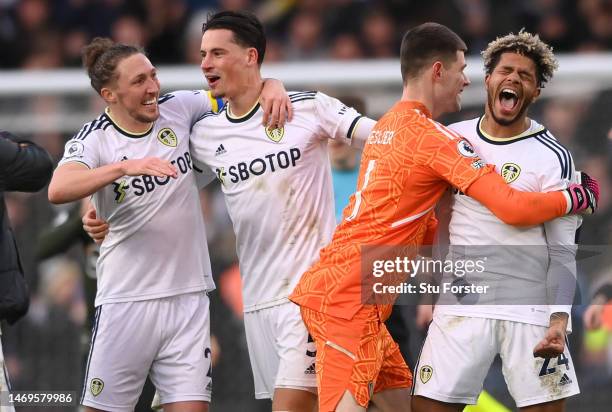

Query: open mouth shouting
left=498, top=87, right=520, bottom=115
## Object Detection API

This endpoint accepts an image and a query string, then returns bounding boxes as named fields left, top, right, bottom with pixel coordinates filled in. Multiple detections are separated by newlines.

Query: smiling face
left=485, top=52, right=541, bottom=126
left=103, top=53, right=160, bottom=128
left=435, top=50, right=470, bottom=116
left=200, top=28, right=254, bottom=99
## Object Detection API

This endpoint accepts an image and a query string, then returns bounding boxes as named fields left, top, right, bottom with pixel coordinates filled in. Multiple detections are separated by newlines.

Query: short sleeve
left=313, top=92, right=370, bottom=146
left=421, top=119, right=494, bottom=193
left=58, top=130, right=100, bottom=170
left=193, top=158, right=216, bottom=189
left=169, top=90, right=224, bottom=127
left=537, top=132, right=577, bottom=191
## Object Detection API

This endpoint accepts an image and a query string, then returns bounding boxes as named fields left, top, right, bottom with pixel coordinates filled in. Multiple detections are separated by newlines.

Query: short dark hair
left=400, top=22, right=467, bottom=82
left=82, top=37, right=144, bottom=94
left=202, top=10, right=266, bottom=66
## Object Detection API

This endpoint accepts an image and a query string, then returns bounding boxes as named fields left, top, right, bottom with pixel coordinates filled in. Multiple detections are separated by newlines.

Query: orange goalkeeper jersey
left=290, top=101, right=495, bottom=320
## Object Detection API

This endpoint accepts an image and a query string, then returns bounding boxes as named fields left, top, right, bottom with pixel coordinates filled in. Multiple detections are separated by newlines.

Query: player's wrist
left=116, top=160, right=129, bottom=176
left=562, top=190, right=572, bottom=214
left=549, top=312, right=569, bottom=328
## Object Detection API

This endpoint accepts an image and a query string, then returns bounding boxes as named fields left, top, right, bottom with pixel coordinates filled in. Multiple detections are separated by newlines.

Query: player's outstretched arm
left=259, top=78, right=292, bottom=128
left=48, top=157, right=178, bottom=204
left=466, top=172, right=600, bottom=226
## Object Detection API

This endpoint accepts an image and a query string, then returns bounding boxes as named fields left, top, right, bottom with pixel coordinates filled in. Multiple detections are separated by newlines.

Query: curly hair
left=482, top=30, right=558, bottom=88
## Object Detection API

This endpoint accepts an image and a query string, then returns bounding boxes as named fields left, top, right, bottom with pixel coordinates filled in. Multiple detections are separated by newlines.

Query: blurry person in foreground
left=0, top=130, right=53, bottom=410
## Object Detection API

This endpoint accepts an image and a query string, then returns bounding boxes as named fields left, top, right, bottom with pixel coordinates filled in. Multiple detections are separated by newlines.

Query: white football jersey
left=435, top=116, right=580, bottom=327
left=59, top=90, right=222, bottom=306
left=190, top=91, right=374, bottom=312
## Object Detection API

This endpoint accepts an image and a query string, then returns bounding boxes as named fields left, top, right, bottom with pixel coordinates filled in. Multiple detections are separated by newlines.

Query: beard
left=486, top=88, right=533, bottom=127
left=130, top=107, right=159, bottom=124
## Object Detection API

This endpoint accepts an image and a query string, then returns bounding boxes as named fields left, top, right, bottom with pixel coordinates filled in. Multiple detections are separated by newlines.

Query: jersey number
left=346, top=160, right=376, bottom=221
left=538, top=353, right=570, bottom=377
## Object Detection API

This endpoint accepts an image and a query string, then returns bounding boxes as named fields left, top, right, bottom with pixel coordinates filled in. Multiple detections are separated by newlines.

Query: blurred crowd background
left=1, top=0, right=611, bottom=411
left=0, top=0, right=612, bottom=68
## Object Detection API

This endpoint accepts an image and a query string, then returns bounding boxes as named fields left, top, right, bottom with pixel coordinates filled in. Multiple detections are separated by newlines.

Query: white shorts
left=81, top=292, right=212, bottom=411
left=244, top=301, right=317, bottom=399
left=413, top=314, right=580, bottom=408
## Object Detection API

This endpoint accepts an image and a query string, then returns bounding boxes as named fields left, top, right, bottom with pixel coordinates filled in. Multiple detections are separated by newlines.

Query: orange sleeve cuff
left=466, top=172, right=567, bottom=226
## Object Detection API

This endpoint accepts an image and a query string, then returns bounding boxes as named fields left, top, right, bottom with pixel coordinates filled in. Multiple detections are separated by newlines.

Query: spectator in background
left=576, top=0, right=612, bottom=50
left=0, top=130, right=53, bottom=410
left=330, top=33, right=364, bottom=60
left=62, top=28, right=89, bottom=67
left=284, top=10, right=325, bottom=60
left=111, top=14, right=147, bottom=47
left=456, top=0, right=493, bottom=54
left=3, top=1, right=612, bottom=69
left=12, top=0, right=53, bottom=66
left=360, top=8, right=398, bottom=58
left=145, top=0, right=190, bottom=63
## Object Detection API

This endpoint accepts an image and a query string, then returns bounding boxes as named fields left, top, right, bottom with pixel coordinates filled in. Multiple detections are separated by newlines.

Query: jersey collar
left=477, top=116, right=546, bottom=145
left=104, top=107, right=154, bottom=138
left=226, top=100, right=260, bottom=123
left=393, top=101, right=432, bottom=118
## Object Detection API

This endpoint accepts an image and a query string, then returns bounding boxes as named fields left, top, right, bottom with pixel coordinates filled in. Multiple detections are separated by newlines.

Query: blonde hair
left=482, top=30, right=558, bottom=88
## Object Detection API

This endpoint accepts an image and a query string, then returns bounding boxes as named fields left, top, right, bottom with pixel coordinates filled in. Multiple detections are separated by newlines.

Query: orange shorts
left=301, top=305, right=412, bottom=411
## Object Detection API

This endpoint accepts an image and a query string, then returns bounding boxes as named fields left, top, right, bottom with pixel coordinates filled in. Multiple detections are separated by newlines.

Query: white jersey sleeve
left=159, top=89, right=222, bottom=127
left=193, top=159, right=217, bottom=189
left=536, top=131, right=575, bottom=192
left=59, top=115, right=109, bottom=169
left=312, top=92, right=375, bottom=148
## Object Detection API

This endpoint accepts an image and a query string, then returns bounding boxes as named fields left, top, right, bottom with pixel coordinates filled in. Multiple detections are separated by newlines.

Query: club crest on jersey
left=419, top=365, right=433, bottom=384
left=457, top=139, right=477, bottom=158
left=90, top=378, right=104, bottom=396
left=501, top=162, right=521, bottom=183
left=157, top=128, right=177, bottom=147
left=265, top=125, right=284, bottom=143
